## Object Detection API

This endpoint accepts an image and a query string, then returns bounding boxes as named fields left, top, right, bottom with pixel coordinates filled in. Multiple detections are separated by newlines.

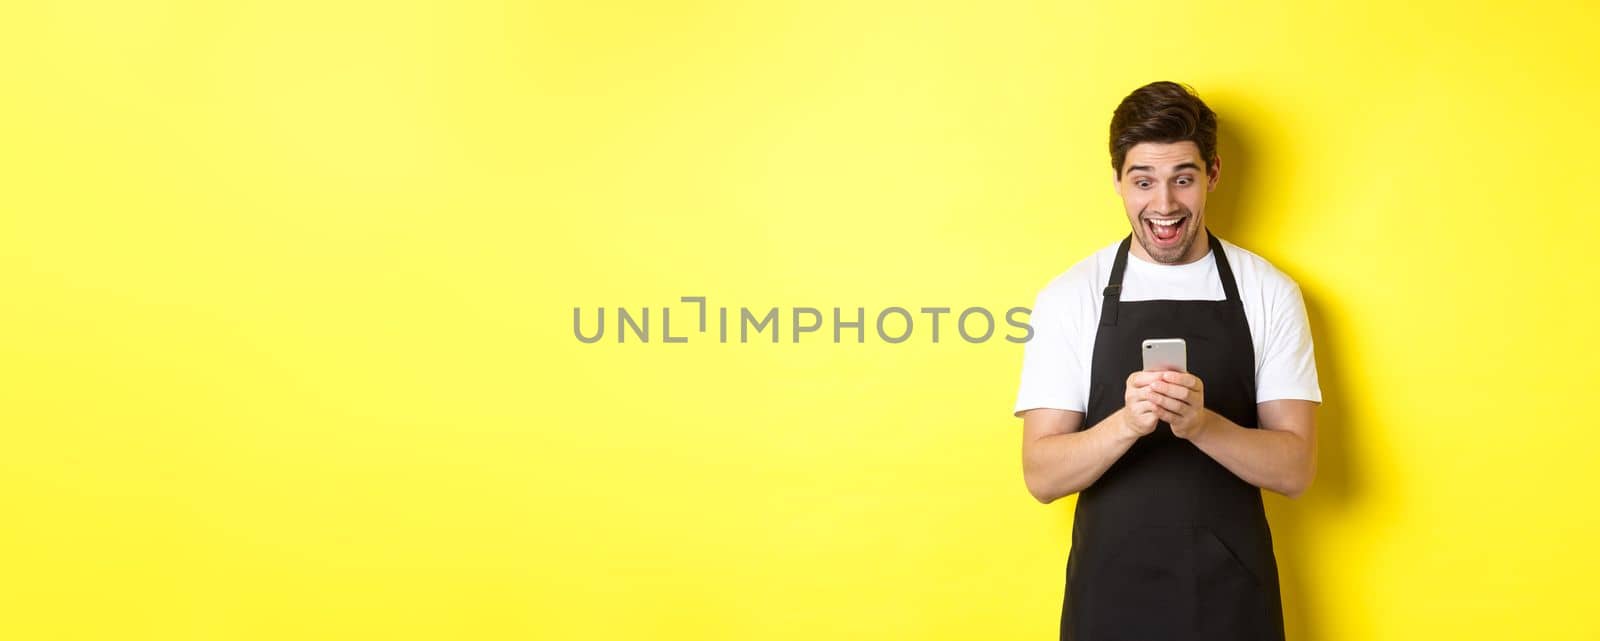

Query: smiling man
left=1013, top=81, right=1322, bottom=640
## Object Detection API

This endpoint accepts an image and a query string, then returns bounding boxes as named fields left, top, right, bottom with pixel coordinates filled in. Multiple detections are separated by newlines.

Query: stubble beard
left=1134, top=214, right=1203, bottom=265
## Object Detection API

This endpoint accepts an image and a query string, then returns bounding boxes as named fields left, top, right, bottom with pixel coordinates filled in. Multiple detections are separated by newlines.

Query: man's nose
left=1152, top=185, right=1178, bottom=215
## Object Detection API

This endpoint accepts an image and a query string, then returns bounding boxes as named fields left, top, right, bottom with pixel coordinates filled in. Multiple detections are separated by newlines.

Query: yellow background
left=3, top=1, right=1597, bottom=639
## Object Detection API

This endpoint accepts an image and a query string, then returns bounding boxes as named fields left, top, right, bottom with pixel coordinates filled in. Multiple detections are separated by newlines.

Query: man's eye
left=1176, top=177, right=1192, bottom=185
left=1136, top=181, right=1151, bottom=188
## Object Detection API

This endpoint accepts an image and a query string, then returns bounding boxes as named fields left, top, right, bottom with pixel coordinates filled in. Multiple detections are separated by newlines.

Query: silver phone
left=1141, top=338, right=1187, bottom=372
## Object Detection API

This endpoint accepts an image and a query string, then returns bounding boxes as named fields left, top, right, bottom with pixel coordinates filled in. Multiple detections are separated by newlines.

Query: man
left=1013, top=81, right=1322, bottom=641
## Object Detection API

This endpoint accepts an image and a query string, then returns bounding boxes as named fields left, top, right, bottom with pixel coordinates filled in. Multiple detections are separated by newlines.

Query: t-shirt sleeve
left=1013, top=285, right=1086, bottom=416
left=1256, top=280, right=1323, bottom=403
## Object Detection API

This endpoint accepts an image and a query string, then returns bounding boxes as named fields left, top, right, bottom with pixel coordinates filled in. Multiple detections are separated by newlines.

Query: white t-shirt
left=1013, top=236, right=1322, bottom=417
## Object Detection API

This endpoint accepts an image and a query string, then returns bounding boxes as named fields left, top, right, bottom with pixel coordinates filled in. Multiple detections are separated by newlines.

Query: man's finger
left=1160, top=371, right=1202, bottom=391
left=1149, top=393, right=1189, bottom=413
left=1144, top=386, right=1197, bottom=415
left=1155, top=408, right=1185, bottom=424
left=1152, top=382, right=1191, bottom=403
left=1131, top=371, right=1165, bottom=387
left=1130, top=399, right=1159, bottom=417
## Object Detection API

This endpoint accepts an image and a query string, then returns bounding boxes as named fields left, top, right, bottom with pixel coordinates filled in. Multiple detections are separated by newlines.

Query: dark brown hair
left=1109, top=81, right=1218, bottom=178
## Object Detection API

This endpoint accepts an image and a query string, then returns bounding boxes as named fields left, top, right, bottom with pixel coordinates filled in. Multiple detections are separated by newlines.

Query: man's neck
left=1129, top=234, right=1212, bottom=266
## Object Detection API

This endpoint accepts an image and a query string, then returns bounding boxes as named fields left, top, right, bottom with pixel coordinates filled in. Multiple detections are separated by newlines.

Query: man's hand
left=1147, top=371, right=1212, bottom=440
left=1120, top=371, right=1165, bottom=438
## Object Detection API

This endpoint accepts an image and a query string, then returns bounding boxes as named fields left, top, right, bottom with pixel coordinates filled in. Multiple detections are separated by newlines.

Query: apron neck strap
left=1101, top=235, right=1133, bottom=327
left=1208, top=230, right=1243, bottom=303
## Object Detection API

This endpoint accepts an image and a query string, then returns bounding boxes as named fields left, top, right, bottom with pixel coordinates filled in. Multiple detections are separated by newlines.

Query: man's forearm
left=1024, top=409, right=1141, bottom=504
left=1189, top=410, right=1314, bottom=498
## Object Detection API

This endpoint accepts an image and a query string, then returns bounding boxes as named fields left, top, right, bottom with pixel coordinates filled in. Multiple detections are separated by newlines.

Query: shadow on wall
left=1207, top=95, right=1367, bottom=641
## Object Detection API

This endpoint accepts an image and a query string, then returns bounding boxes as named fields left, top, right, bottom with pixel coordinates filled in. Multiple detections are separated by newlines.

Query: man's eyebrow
left=1126, top=162, right=1201, bottom=175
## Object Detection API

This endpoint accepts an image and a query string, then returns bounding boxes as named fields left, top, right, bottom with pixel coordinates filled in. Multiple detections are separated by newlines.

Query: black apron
left=1060, top=230, right=1286, bottom=641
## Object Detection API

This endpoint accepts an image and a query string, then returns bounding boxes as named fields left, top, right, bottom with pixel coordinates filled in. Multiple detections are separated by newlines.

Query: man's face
left=1114, top=141, right=1219, bottom=264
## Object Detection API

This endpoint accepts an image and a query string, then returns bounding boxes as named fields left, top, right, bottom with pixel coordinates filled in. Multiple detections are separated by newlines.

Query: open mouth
left=1144, top=215, right=1188, bottom=248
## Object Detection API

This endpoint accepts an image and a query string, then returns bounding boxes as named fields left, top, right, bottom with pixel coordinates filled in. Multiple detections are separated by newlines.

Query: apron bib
left=1060, top=230, right=1286, bottom=641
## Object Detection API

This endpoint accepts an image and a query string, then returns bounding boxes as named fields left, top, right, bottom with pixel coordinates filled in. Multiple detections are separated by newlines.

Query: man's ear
left=1112, top=170, right=1121, bottom=193
left=1207, top=154, right=1222, bottom=191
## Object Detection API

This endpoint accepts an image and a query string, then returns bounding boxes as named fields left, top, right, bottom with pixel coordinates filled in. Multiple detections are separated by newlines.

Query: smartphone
left=1141, top=338, right=1187, bottom=372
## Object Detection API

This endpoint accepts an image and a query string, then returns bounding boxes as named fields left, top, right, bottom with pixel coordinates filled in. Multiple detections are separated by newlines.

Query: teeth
left=1150, top=218, right=1183, bottom=227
